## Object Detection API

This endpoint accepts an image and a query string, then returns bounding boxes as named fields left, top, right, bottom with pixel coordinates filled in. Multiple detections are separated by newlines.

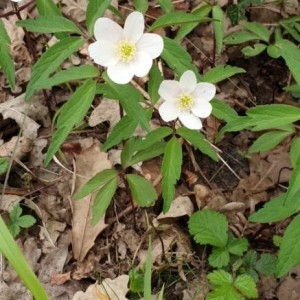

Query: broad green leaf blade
left=161, top=37, right=201, bottom=78
left=207, top=270, right=233, bottom=286
left=234, top=274, right=258, bottom=298
left=126, top=174, right=157, bottom=207
left=284, top=157, right=300, bottom=206
left=134, top=0, right=148, bottom=14
left=0, top=19, right=15, bottom=89
left=176, top=127, right=218, bottom=161
left=157, top=0, right=174, bottom=13
left=44, top=79, right=96, bottom=166
left=73, top=169, right=119, bottom=200
left=255, top=254, right=277, bottom=276
left=224, top=31, right=263, bottom=45
left=290, top=137, right=300, bottom=168
left=9, top=204, right=22, bottom=221
left=86, top=0, right=111, bottom=36
left=208, top=247, right=230, bottom=268
left=101, top=115, right=138, bottom=152
left=161, top=137, right=182, bottom=212
left=92, top=176, right=118, bottom=225
left=102, top=73, right=150, bottom=132
left=121, top=138, right=137, bottom=169
left=148, top=12, right=211, bottom=31
left=212, top=6, right=224, bottom=55
left=227, top=237, right=248, bottom=256
left=148, top=65, right=163, bottom=105
left=189, top=210, right=228, bottom=247
left=202, top=65, right=245, bottom=83
left=243, top=21, right=270, bottom=42
left=206, top=286, right=243, bottom=300
left=16, top=215, right=36, bottom=228
left=34, top=65, right=99, bottom=90
left=0, top=157, right=9, bottom=175
left=211, top=99, right=238, bottom=122
left=249, top=130, right=293, bottom=153
left=16, top=16, right=82, bottom=34
left=242, top=43, right=267, bottom=57
left=0, top=216, right=49, bottom=299
left=36, top=0, right=61, bottom=16
left=25, top=37, right=85, bottom=100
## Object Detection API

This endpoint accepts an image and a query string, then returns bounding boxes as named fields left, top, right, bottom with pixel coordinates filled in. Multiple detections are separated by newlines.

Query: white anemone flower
left=158, top=70, right=216, bottom=130
left=11, top=0, right=22, bottom=2
left=88, top=11, right=163, bottom=84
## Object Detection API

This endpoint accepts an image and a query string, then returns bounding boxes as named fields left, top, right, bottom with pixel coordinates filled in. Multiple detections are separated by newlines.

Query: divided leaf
left=209, top=247, right=230, bottom=268
left=234, top=274, right=258, bottom=298
left=207, top=270, right=233, bottom=286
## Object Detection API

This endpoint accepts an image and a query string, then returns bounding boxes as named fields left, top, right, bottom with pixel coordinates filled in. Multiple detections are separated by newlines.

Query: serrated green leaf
left=148, top=12, right=211, bottom=31
left=161, top=37, right=201, bottom=78
left=243, top=250, right=258, bottom=269
left=73, top=169, right=118, bottom=200
left=44, top=79, right=96, bottom=166
left=9, top=204, right=22, bottom=221
left=0, top=157, right=9, bottom=175
left=8, top=224, right=21, bottom=238
left=206, top=286, right=243, bottom=300
left=161, top=137, right=182, bottom=212
left=0, top=19, right=15, bottom=89
left=101, top=115, right=138, bottom=152
left=234, top=274, right=258, bottom=298
left=189, top=210, right=228, bottom=247
left=224, top=31, right=263, bottom=45
left=102, top=73, right=149, bottom=132
left=175, top=5, right=211, bottom=41
left=92, top=176, right=118, bottom=225
left=176, top=127, right=218, bottom=162
left=290, top=137, right=300, bottom=168
left=212, top=6, right=224, bottom=55
left=126, top=174, right=157, bottom=207
left=209, top=247, right=230, bottom=268
left=157, top=0, right=174, bottom=13
left=34, top=65, right=99, bottom=90
left=148, top=65, right=163, bottom=105
left=255, top=253, right=277, bottom=276
left=227, top=237, right=248, bottom=256
left=17, top=16, right=82, bottom=34
left=242, top=43, right=267, bottom=57
left=242, top=21, right=270, bottom=42
left=249, top=130, right=293, bottom=153
left=211, top=99, right=238, bottom=122
left=207, top=270, right=233, bottom=286
left=133, top=0, right=148, bottom=14
left=86, top=0, right=111, bottom=36
left=202, top=65, right=245, bottom=84
left=16, top=215, right=36, bottom=228
left=36, top=0, right=61, bottom=16
left=25, top=37, right=85, bottom=100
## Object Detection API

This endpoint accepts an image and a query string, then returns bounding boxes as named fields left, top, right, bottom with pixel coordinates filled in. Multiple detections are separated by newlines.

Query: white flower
left=11, top=0, right=22, bottom=2
left=158, top=71, right=216, bottom=130
left=88, top=11, right=163, bottom=84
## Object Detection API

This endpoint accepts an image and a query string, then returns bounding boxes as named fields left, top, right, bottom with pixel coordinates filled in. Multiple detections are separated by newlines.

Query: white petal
left=94, top=18, right=123, bottom=43
left=193, top=83, right=216, bottom=102
left=124, top=11, right=144, bottom=42
left=158, top=80, right=181, bottom=102
left=88, top=40, right=119, bottom=67
left=191, top=100, right=212, bottom=118
left=136, top=33, right=164, bottom=59
left=179, top=112, right=202, bottom=130
left=107, top=62, right=134, bottom=84
left=129, top=52, right=152, bottom=77
left=158, top=101, right=180, bottom=122
left=179, top=70, right=197, bottom=93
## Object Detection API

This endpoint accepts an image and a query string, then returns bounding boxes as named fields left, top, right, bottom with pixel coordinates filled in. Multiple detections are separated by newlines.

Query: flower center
left=177, top=93, right=194, bottom=111
left=116, top=40, right=136, bottom=62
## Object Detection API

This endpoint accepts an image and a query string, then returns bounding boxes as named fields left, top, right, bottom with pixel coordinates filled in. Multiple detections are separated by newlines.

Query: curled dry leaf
left=0, top=136, right=32, bottom=160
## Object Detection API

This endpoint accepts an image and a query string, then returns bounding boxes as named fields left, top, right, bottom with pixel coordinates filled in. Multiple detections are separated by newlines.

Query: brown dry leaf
left=62, top=0, right=88, bottom=22
left=73, top=275, right=129, bottom=300
left=71, top=140, right=111, bottom=261
left=0, top=136, right=32, bottom=160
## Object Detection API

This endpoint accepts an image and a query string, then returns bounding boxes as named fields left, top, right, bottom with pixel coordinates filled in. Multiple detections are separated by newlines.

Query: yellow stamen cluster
left=177, top=93, right=194, bottom=111
left=116, top=40, right=136, bottom=62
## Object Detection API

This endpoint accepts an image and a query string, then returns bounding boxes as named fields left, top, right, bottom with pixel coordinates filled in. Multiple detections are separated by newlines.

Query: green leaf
left=227, top=237, right=248, bottom=256
left=207, top=270, right=233, bottom=286
left=16, top=215, right=36, bottom=229
left=73, top=169, right=119, bottom=200
left=101, top=115, right=138, bottom=152
left=157, top=0, right=174, bottom=13
left=133, top=0, right=148, bottom=14
left=212, top=6, right=224, bottom=55
left=148, top=12, right=211, bottom=31
left=255, top=254, right=277, bottom=276
left=242, top=21, right=270, bottom=42
left=16, top=16, right=82, bottom=34
left=34, top=65, right=99, bottom=90
left=284, top=156, right=300, bottom=206
left=92, top=176, right=118, bottom=225
left=0, top=216, right=49, bottom=299
left=126, top=174, right=157, bottom=207
left=102, top=73, right=150, bottom=132
left=175, top=5, right=211, bottom=41
left=86, top=0, right=111, bottom=36
left=121, top=138, right=137, bottom=169
left=224, top=31, right=263, bottom=45
left=8, top=223, right=21, bottom=238
left=161, top=37, right=201, bottom=78
left=161, top=137, right=182, bottom=212
left=206, top=286, right=243, bottom=300
left=25, top=37, right=85, bottom=100
left=234, top=274, right=258, bottom=298
left=9, top=204, right=22, bottom=221
left=36, top=0, right=61, bottom=16
left=202, top=65, right=245, bottom=84
left=242, top=43, right=267, bottom=57
left=189, top=210, right=228, bottom=247
left=211, top=99, right=238, bottom=122
left=148, top=65, right=163, bottom=105
left=176, top=127, right=218, bottom=161
left=129, top=268, right=144, bottom=293
left=209, top=247, right=230, bottom=268
left=0, top=157, right=9, bottom=175
left=290, top=137, right=300, bottom=168
left=0, top=19, right=15, bottom=89
left=249, top=130, right=293, bottom=153
left=44, top=79, right=96, bottom=166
